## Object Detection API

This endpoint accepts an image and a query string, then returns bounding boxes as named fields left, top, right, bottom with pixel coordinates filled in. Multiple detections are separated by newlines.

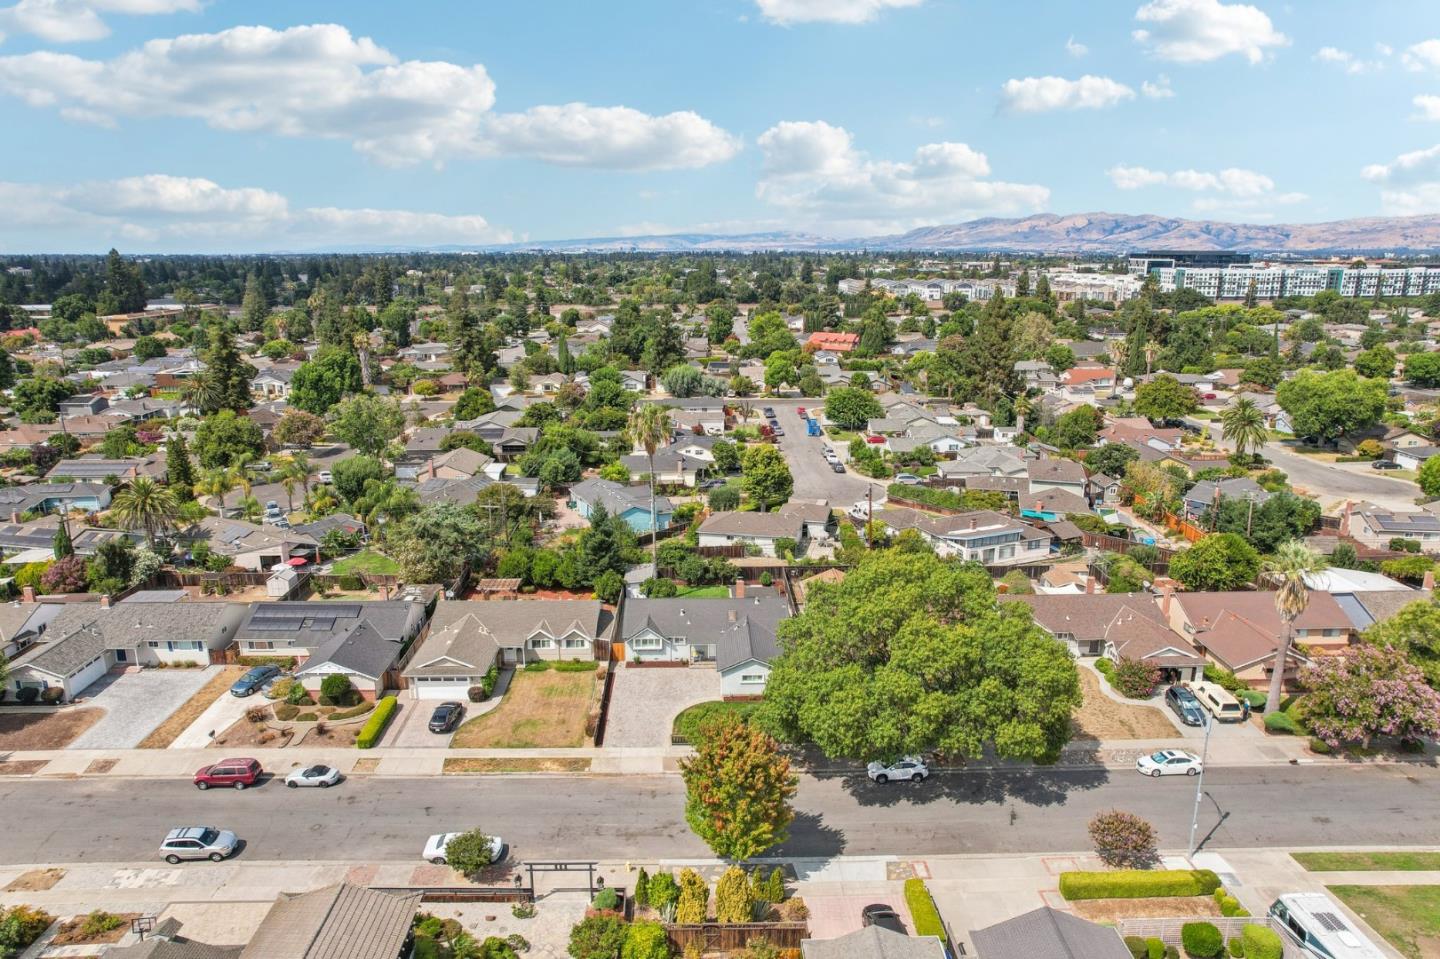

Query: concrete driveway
left=603, top=666, right=721, bottom=747
left=70, top=667, right=218, bottom=749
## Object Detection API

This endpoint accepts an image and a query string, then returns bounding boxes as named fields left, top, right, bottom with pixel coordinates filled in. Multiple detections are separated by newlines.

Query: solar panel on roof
left=249, top=617, right=307, bottom=631
left=322, top=604, right=362, bottom=618
left=306, top=618, right=336, bottom=631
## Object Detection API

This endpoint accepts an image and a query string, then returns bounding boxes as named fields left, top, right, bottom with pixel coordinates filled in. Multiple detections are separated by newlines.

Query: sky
left=0, top=0, right=1439, bottom=251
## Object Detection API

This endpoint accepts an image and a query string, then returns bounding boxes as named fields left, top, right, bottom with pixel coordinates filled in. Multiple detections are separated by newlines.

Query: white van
left=1185, top=680, right=1245, bottom=723
left=1268, top=892, right=1385, bottom=958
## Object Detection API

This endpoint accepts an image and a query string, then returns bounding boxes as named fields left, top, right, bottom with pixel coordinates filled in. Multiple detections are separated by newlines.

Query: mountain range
left=451, top=212, right=1440, bottom=255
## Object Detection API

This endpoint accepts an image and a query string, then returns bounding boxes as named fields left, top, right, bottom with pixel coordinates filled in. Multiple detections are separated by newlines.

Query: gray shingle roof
left=406, top=599, right=609, bottom=678
left=239, top=883, right=422, bottom=959
left=15, top=601, right=245, bottom=678
left=294, top=621, right=400, bottom=680
left=570, top=478, right=673, bottom=516
left=969, top=906, right=1130, bottom=959
left=621, top=596, right=790, bottom=670
left=802, top=925, right=945, bottom=959
left=238, top=601, right=423, bottom=650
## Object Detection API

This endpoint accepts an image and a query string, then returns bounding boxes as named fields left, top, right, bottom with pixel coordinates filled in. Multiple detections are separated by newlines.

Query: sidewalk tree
left=1088, top=810, right=1159, bottom=869
left=194, top=410, right=265, bottom=469
left=680, top=713, right=797, bottom=862
left=1419, top=456, right=1440, bottom=498
left=1354, top=345, right=1396, bottom=380
left=760, top=551, right=1081, bottom=763
left=1275, top=369, right=1386, bottom=443
left=442, top=829, right=497, bottom=876
left=1404, top=350, right=1440, bottom=387
left=1169, top=533, right=1260, bottom=592
left=1302, top=645, right=1440, bottom=749
left=1363, top=599, right=1440, bottom=687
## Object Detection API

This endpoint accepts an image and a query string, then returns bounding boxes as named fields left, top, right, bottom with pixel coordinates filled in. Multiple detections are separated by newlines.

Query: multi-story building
left=1146, top=263, right=1440, bottom=300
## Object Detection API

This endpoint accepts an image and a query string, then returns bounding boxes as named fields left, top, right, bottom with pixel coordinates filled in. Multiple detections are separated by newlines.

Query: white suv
left=866, top=756, right=930, bottom=784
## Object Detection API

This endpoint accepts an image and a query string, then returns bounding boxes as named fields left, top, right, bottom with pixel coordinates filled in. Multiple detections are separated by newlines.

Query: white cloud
left=1141, top=75, right=1175, bottom=98
left=0, top=0, right=199, bottom=44
left=1404, top=40, right=1440, bottom=72
left=1066, top=36, right=1088, bottom=57
left=0, top=174, right=513, bottom=249
left=1361, top=143, right=1440, bottom=215
left=1132, top=0, right=1288, bottom=64
left=1314, top=46, right=1382, bottom=74
left=754, top=120, right=1048, bottom=235
left=1415, top=95, right=1440, bottom=121
left=0, top=23, right=738, bottom=169
left=754, top=0, right=921, bottom=25
left=1000, top=75, right=1135, bottom=113
left=1109, top=163, right=1303, bottom=216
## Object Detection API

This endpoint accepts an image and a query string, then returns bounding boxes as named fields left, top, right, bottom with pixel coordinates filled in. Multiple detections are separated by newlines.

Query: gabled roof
left=239, top=883, right=422, bottom=959
left=698, top=511, right=804, bottom=539
left=405, top=599, right=609, bottom=678
left=970, top=906, right=1130, bottom=959
left=802, top=925, right=944, bottom=959
left=621, top=595, right=790, bottom=670
left=570, top=478, right=673, bottom=516
left=294, top=621, right=399, bottom=681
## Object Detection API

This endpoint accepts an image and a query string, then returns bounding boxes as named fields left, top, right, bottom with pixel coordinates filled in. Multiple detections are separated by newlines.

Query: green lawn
left=1295, top=852, right=1440, bottom=872
left=329, top=549, right=400, bottom=576
left=1328, top=885, right=1440, bottom=959
left=674, top=584, right=730, bottom=598
left=671, top=700, right=762, bottom=743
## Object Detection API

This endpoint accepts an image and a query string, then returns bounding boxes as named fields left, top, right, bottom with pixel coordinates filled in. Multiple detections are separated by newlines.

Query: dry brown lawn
left=1072, top=896, right=1222, bottom=921
left=210, top=713, right=295, bottom=749
left=137, top=666, right=246, bottom=749
left=1070, top=668, right=1179, bottom=740
left=351, top=757, right=381, bottom=773
left=443, top=757, right=592, bottom=774
left=5, top=868, right=65, bottom=892
left=0, top=760, right=46, bottom=775
left=51, top=912, right=140, bottom=946
left=450, top=670, right=595, bottom=748
left=0, top=708, right=104, bottom=750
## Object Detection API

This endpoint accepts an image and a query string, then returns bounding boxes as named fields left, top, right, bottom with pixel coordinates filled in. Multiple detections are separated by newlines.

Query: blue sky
left=0, top=0, right=1438, bottom=251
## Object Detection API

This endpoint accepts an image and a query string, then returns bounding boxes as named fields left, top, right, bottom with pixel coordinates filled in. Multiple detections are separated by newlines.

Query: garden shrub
left=1228, top=937, right=1245, bottom=957
left=568, top=914, right=627, bottom=959
left=715, top=866, right=753, bottom=923
left=778, top=897, right=808, bottom=922
left=647, top=872, right=679, bottom=910
left=331, top=701, right=375, bottom=721
left=765, top=867, right=785, bottom=904
left=481, top=665, right=500, bottom=697
left=274, top=704, right=300, bottom=721
left=1113, top=657, right=1162, bottom=698
left=80, top=910, right=124, bottom=938
left=16, top=687, right=39, bottom=705
left=1182, top=921, right=1223, bottom=958
left=903, top=879, right=947, bottom=944
left=0, top=905, right=55, bottom=955
left=1125, top=936, right=1148, bottom=959
left=1239, top=925, right=1282, bottom=959
left=622, top=921, right=671, bottom=959
left=633, top=868, right=649, bottom=908
left=1058, top=870, right=1221, bottom=901
left=523, top=661, right=552, bottom=672
left=1308, top=737, right=1332, bottom=754
left=468, top=685, right=487, bottom=703
left=1089, top=810, right=1159, bottom=869
left=295, top=712, right=319, bottom=722
left=356, top=695, right=397, bottom=748
left=555, top=660, right=597, bottom=672
left=676, top=869, right=708, bottom=924
left=592, top=887, right=619, bottom=911
left=320, top=674, right=354, bottom=704
left=1218, top=895, right=1245, bottom=917
left=39, top=687, right=63, bottom=704
left=1263, top=712, right=1301, bottom=735
left=1147, top=938, right=1166, bottom=959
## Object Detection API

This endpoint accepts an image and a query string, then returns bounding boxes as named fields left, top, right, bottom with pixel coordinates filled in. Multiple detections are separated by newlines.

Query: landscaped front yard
left=450, top=668, right=596, bottom=748
left=1329, top=885, right=1440, bottom=959
left=0, top=709, right=104, bottom=750
left=671, top=700, right=762, bottom=742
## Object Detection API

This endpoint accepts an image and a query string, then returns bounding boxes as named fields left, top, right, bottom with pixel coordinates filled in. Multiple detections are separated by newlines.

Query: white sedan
left=1135, top=749, right=1202, bottom=777
left=284, top=764, right=341, bottom=788
left=866, top=756, right=930, bottom=784
left=423, top=832, right=507, bottom=866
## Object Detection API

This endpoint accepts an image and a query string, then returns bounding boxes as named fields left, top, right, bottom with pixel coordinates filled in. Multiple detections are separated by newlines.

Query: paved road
left=764, top=399, right=886, bottom=509
left=3, top=765, right=1436, bottom=865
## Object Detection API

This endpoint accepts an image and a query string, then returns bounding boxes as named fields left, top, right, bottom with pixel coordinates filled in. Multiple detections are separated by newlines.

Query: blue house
left=569, top=478, right=673, bottom=534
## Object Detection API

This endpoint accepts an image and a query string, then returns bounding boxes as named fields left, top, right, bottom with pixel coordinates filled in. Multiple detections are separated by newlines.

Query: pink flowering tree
left=39, top=554, right=88, bottom=594
left=1088, top=809, right=1159, bottom=869
left=1301, top=646, right=1440, bottom=749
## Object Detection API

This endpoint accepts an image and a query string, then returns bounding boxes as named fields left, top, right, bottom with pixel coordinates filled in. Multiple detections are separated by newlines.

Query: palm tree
left=237, top=495, right=262, bottom=524
left=109, top=477, right=179, bottom=546
left=1221, top=398, right=1268, bottom=464
left=181, top=372, right=222, bottom=414
left=274, top=453, right=312, bottom=514
left=193, top=468, right=235, bottom=513
left=1108, top=338, right=1129, bottom=396
left=1014, top=393, right=1035, bottom=434
left=625, top=402, right=674, bottom=568
left=1261, top=540, right=1328, bottom=715
left=1144, top=339, right=1161, bottom=376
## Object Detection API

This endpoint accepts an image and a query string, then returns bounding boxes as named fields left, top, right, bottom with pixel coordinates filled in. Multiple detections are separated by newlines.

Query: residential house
left=404, top=599, right=609, bottom=693
left=1087, top=471, right=1121, bottom=505
left=1166, top=589, right=1353, bottom=688
left=188, top=517, right=319, bottom=572
left=934, top=446, right=1029, bottom=482
left=1351, top=510, right=1440, bottom=552
left=292, top=621, right=404, bottom=700
left=1059, top=365, right=1117, bottom=397
left=620, top=593, right=790, bottom=695
left=0, top=482, right=112, bottom=516
left=46, top=453, right=167, bottom=483
left=1014, top=359, right=1060, bottom=391
left=238, top=883, right=422, bottom=959
left=802, top=926, right=945, bottom=959
left=1393, top=446, right=1440, bottom=471
left=1099, top=417, right=1183, bottom=452
left=1003, top=592, right=1202, bottom=680
left=698, top=510, right=805, bottom=557
left=805, top=331, right=859, bottom=353
left=871, top=508, right=1051, bottom=566
left=0, top=516, right=129, bottom=563
left=1182, top=477, right=1270, bottom=521
left=1026, top=457, right=1087, bottom=497
left=969, top=907, right=1130, bottom=959
left=1333, top=588, right=1432, bottom=631
left=235, top=601, right=427, bottom=662
left=569, top=478, right=674, bottom=533
left=619, top=447, right=709, bottom=487
left=251, top=366, right=296, bottom=401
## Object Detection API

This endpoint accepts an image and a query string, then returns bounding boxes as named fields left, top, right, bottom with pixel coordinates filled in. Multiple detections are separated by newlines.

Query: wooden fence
left=1080, top=531, right=1179, bottom=561
left=695, top=544, right=749, bottom=559
left=664, top=922, right=809, bottom=953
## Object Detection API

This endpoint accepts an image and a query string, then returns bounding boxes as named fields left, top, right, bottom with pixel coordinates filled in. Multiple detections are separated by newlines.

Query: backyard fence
left=664, top=922, right=809, bottom=953
left=1080, top=531, right=1179, bottom=561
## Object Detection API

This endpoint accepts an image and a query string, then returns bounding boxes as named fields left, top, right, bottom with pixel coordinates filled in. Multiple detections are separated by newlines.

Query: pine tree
left=53, top=523, right=73, bottom=560
left=633, top=867, right=650, bottom=908
left=557, top=334, right=575, bottom=376
left=166, top=434, right=196, bottom=497
left=201, top=324, right=256, bottom=413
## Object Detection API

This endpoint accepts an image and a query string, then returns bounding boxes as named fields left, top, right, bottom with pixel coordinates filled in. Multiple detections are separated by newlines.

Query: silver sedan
left=284, top=764, right=342, bottom=788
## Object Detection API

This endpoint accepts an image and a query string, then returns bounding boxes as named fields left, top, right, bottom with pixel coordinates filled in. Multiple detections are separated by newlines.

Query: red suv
left=194, top=758, right=262, bottom=791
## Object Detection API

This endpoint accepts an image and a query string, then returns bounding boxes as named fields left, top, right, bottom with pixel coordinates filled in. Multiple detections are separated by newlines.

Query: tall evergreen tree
left=166, top=434, right=196, bottom=498
left=201, top=324, right=256, bottom=413
left=960, top=292, right=1019, bottom=408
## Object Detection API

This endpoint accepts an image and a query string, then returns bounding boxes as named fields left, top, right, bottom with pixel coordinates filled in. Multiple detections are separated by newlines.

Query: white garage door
left=412, top=676, right=475, bottom=699
left=67, top=654, right=110, bottom=698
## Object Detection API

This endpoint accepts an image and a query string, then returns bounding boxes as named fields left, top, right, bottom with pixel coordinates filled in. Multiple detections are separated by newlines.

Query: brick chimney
left=21, top=586, right=35, bottom=603
left=734, top=576, right=745, bottom=599
left=1034, top=500, right=1043, bottom=513
left=969, top=516, right=978, bottom=530
left=1159, top=583, right=1173, bottom=618
left=1085, top=575, right=1096, bottom=594
left=9, top=511, right=19, bottom=523
left=100, top=594, right=111, bottom=608
left=1425, top=570, right=1436, bottom=591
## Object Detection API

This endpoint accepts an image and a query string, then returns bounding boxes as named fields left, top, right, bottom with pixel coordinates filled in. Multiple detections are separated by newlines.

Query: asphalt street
left=763, top=399, right=886, bottom=509
left=3, top=764, right=1437, bottom=865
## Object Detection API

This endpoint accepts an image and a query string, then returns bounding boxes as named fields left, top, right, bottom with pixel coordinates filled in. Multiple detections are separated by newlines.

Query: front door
left=113, top=649, right=128, bottom=663
left=502, top=647, right=519, bottom=665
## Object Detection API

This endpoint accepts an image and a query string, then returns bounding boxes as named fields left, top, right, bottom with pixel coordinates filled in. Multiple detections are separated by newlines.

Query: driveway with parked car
left=70, top=667, right=220, bottom=750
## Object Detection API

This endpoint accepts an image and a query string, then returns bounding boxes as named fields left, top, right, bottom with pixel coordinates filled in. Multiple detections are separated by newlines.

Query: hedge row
left=902, top=878, right=947, bottom=944
left=356, top=695, right=398, bottom=749
left=1058, top=869, right=1221, bottom=901
left=886, top=483, right=964, bottom=511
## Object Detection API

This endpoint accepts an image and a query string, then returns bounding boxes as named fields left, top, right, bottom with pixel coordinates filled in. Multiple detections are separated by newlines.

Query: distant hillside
left=478, top=231, right=834, bottom=253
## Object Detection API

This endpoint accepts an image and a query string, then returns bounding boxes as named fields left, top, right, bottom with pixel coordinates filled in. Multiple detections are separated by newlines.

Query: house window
left=1322, top=628, right=1341, bottom=638
left=630, top=635, right=662, bottom=650
left=741, top=673, right=765, bottom=685
left=250, top=641, right=274, bottom=651
left=564, top=639, right=589, bottom=649
left=529, top=638, right=554, bottom=649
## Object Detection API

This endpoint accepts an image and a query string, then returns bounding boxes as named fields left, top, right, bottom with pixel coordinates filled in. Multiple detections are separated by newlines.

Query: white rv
left=1268, top=893, right=1385, bottom=959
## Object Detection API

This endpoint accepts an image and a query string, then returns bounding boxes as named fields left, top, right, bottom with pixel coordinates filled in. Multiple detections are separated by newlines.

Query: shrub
left=1228, top=937, right=1245, bottom=957
left=1125, top=937, right=1148, bottom=959
left=778, top=897, right=808, bottom=922
left=1308, top=736, right=1333, bottom=754
left=1263, top=712, right=1301, bottom=735
left=1088, top=810, right=1159, bottom=869
left=39, top=687, right=63, bottom=704
left=523, top=661, right=552, bottom=672
left=1218, top=895, right=1244, bottom=917
left=295, top=712, right=319, bottom=722
left=633, top=867, right=650, bottom=908
left=714, top=866, right=753, bottom=923
left=1147, top=939, right=1166, bottom=959
left=1095, top=657, right=1116, bottom=680
left=568, top=914, right=627, bottom=959
left=320, top=674, right=353, bottom=704
left=444, top=829, right=497, bottom=876
left=555, top=660, right=597, bottom=672
left=80, top=910, right=125, bottom=938
left=468, top=685, right=487, bottom=703
left=1239, top=925, right=1282, bottom=959
left=356, top=695, right=397, bottom=748
left=286, top=682, right=312, bottom=705
left=331, top=701, right=375, bottom=721
left=512, top=902, right=537, bottom=919
left=592, top=887, right=619, bottom=911
left=903, top=879, right=947, bottom=944
left=765, top=866, right=785, bottom=904
left=759, top=571, right=773, bottom=587
left=1181, top=922, right=1223, bottom=958
left=0, top=905, right=55, bottom=954
left=16, top=687, right=39, bottom=705
left=647, top=872, right=679, bottom=910
left=1113, top=657, right=1162, bottom=698
left=1058, top=870, right=1221, bottom=901
left=676, top=868, right=708, bottom=923
left=622, top=921, right=671, bottom=959
left=274, top=704, right=300, bottom=721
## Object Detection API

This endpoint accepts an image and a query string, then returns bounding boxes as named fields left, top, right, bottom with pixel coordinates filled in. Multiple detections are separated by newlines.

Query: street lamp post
left=1188, top=710, right=1215, bottom=859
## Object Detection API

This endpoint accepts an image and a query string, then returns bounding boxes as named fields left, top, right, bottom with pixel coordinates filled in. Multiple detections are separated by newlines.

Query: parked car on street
left=1372, top=459, right=1402, bottom=470
left=895, top=473, right=922, bottom=485
left=796, top=407, right=807, bottom=418
left=860, top=905, right=907, bottom=934
left=762, top=407, right=776, bottom=418
left=194, top=758, right=263, bottom=790
left=831, top=462, right=846, bottom=473
left=1164, top=684, right=1206, bottom=727
left=423, top=832, right=507, bottom=866
left=285, top=764, right=341, bottom=788
left=866, top=756, right=929, bottom=784
left=1135, top=749, right=1202, bottom=777
left=317, top=470, right=333, bottom=483
left=230, top=665, right=280, bottom=697
left=160, top=826, right=238, bottom=863
left=429, top=702, right=466, bottom=733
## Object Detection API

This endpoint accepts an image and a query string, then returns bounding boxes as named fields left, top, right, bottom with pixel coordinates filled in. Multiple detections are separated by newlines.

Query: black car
left=428, top=702, right=465, bottom=733
left=861, top=904, right=907, bottom=935
left=762, top=407, right=776, bottom=418
left=830, top=462, right=846, bottom=473
left=1164, top=684, right=1205, bottom=727
left=230, top=665, right=280, bottom=697
left=1372, top=459, right=1402, bottom=470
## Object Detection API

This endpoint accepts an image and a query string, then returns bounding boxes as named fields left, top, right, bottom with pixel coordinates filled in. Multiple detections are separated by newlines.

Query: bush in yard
left=676, top=868, right=708, bottom=923
left=765, top=866, right=785, bottom=904
left=1147, top=938, right=1166, bottom=959
left=592, top=887, right=619, bottom=912
left=622, top=922, right=671, bottom=959
left=467, top=685, right=486, bottom=703
left=355, top=695, right=397, bottom=748
left=1058, top=869, right=1221, bottom=901
left=714, top=866, right=754, bottom=923
left=1125, top=937, right=1148, bottom=959
left=1239, top=925, right=1282, bottom=959
left=568, top=914, right=627, bottom=959
left=1181, top=922, right=1224, bottom=958
left=1095, top=657, right=1116, bottom=680
left=441, top=829, right=497, bottom=877
left=39, top=687, right=63, bottom=704
left=778, top=897, right=808, bottom=922
left=320, top=674, right=353, bottom=704
left=1112, top=656, right=1162, bottom=699
left=0, top=904, right=55, bottom=955
left=647, top=872, right=679, bottom=911
left=1228, top=937, right=1245, bottom=957
left=16, top=687, right=38, bottom=705
left=1263, top=710, right=1301, bottom=734
left=902, top=879, right=947, bottom=944
left=1088, top=810, right=1160, bottom=869
left=80, top=911, right=125, bottom=938
left=633, top=867, right=650, bottom=908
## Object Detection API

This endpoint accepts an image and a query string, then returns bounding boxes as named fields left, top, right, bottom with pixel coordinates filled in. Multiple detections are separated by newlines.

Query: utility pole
left=1188, top=710, right=1215, bottom=858
left=865, top=486, right=874, bottom=549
